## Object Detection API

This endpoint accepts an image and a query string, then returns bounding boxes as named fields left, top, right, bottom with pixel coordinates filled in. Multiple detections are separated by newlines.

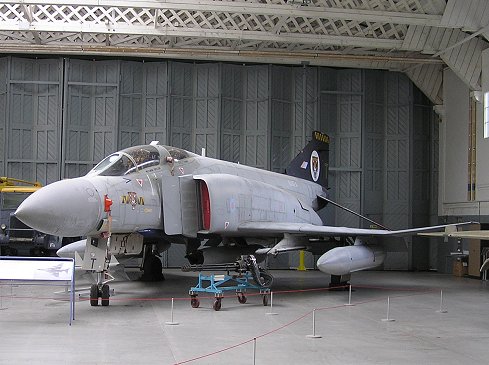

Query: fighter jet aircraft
left=15, top=131, right=472, bottom=306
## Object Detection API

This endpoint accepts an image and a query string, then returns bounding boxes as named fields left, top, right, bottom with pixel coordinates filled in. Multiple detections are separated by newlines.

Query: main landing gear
left=140, top=247, right=165, bottom=282
left=329, top=274, right=351, bottom=291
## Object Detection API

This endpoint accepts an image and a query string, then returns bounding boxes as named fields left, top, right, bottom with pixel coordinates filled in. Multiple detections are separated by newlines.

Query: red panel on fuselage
left=200, top=181, right=211, bottom=230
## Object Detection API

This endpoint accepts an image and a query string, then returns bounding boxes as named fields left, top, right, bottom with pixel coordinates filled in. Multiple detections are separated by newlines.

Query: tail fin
left=286, top=131, right=329, bottom=188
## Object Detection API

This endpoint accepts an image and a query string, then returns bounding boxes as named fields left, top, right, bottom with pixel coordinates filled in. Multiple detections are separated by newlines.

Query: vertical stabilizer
left=286, top=131, right=329, bottom=189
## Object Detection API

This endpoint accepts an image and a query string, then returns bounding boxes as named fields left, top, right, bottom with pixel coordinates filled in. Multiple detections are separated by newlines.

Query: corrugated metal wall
left=120, top=61, right=143, bottom=149
left=244, top=65, right=269, bottom=170
left=221, top=64, right=243, bottom=163
left=63, top=60, right=119, bottom=178
left=320, top=69, right=363, bottom=229
left=383, top=73, right=412, bottom=270
left=0, top=56, right=434, bottom=270
left=6, top=58, right=62, bottom=183
left=0, top=58, right=7, bottom=177
left=170, top=62, right=193, bottom=151
left=142, top=62, right=169, bottom=144
left=364, top=70, right=385, bottom=227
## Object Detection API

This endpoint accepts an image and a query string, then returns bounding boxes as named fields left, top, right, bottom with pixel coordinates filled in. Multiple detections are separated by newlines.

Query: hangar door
left=63, top=60, right=119, bottom=178
left=3, top=58, right=62, bottom=183
left=0, top=56, right=436, bottom=270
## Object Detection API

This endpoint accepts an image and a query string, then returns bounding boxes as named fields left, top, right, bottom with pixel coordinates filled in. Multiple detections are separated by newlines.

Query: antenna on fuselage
left=150, top=141, right=159, bottom=146
left=201, top=148, right=206, bottom=157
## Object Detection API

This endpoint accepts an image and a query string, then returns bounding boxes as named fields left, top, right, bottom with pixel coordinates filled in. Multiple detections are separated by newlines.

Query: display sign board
left=0, top=256, right=75, bottom=325
left=0, top=258, right=73, bottom=281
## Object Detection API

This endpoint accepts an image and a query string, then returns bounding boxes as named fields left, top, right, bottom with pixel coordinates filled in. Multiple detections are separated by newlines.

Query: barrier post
left=436, top=290, right=447, bottom=313
left=306, top=309, right=322, bottom=338
left=381, top=296, right=395, bottom=322
left=253, top=337, right=256, bottom=365
left=345, top=284, right=354, bottom=306
left=165, top=298, right=179, bottom=325
left=266, top=291, right=277, bottom=315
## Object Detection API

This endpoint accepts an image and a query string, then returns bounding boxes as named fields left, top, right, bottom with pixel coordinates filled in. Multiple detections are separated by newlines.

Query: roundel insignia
left=310, top=150, right=320, bottom=182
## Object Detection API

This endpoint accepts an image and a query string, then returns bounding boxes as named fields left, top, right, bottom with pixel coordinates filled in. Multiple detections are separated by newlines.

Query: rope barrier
left=173, top=286, right=441, bottom=364
left=0, top=284, right=438, bottom=303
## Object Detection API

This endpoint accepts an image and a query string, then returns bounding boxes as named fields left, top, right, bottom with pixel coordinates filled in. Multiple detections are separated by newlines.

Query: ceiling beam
left=0, top=43, right=444, bottom=67
left=0, top=23, right=405, bottom=50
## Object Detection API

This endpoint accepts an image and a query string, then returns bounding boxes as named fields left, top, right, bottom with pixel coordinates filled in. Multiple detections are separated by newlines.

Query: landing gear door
left=82, top=237, right=109, bottom=272
left=161, top=175, right=183, bottom=235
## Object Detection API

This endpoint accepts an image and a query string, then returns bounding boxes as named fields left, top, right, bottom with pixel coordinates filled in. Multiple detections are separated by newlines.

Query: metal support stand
left=306, top=309, right=322, bottom=338
left=436, top=290, right=447, bottom=313
left=165, top=298, right=179, bottom=325
left=381, top=297, right=395, bottom=322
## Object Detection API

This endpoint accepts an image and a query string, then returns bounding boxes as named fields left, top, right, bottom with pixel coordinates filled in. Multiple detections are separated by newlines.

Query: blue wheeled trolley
left=184, top=255, right=273, bottom=311
left=189, top=272, right=270, bottom=311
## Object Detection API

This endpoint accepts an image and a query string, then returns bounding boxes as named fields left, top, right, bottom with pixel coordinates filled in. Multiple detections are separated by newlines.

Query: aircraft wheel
left=237, top=293, right=247, bottom=304
left=262, top=294, right=268, bottom=306
left=213, top=298, right=222, bottom=311
left=259, top=270, right=274, bottom=288
left=101, top=284, right=110, bottom=306
left=150, top=255, right=163, bottom=278
left=90, top=284, right=99, bottom=307
left=142, top=255, right=164, bottom=281
left=190, top=296, right=200, bottom=308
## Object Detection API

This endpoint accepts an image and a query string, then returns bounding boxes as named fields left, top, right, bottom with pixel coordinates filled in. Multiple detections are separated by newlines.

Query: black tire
left=142, top=255, right=164, bottom=281
left=90, top=284, right=99, bottom=307
left=190, top=297, right=200, bottom=308
left=259, top=270, right=274, bottom=288
left=213, top=299, right=222, bottom=311
left=101, top=284, right=110, bottom=306
left=237, top=293, right=247, bottom=304
left=262, top=294, right=269, bottom=306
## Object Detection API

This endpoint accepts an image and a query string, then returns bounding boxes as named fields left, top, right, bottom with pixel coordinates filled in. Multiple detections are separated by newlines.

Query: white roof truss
left=0, top=0, right=486, bottom=104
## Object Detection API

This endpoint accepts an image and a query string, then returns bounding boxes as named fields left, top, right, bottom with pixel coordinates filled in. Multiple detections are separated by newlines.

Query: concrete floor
left=0, top=269, right=488, bottom=365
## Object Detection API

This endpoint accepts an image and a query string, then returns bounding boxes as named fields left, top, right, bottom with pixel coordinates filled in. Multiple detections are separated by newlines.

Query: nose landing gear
left=89, top=271, right=113, bottom=306
left=89, top=283, right=111, bottom=306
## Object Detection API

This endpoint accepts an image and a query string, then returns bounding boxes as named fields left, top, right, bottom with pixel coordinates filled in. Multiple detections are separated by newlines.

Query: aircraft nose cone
left=316, top=247, right=351, bottom=276
left=15, top=178, right=102, bottom=237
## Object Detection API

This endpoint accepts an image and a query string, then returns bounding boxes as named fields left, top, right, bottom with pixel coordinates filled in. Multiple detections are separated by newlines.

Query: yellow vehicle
left=0, top=177, right=64, bottom=256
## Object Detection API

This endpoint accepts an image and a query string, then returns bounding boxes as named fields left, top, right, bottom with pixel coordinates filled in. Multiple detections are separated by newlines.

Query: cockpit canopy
left=87, top=144, right=193, bottom=176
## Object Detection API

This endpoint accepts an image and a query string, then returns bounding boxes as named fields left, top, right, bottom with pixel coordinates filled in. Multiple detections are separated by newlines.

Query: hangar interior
left=0, top=0, right=488, bottom=274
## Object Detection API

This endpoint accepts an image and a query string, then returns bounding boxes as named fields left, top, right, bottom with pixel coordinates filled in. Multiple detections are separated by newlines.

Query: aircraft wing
left=237, top=221, right=474, bottom=237
left=418, top=230, right=489, bottom=239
